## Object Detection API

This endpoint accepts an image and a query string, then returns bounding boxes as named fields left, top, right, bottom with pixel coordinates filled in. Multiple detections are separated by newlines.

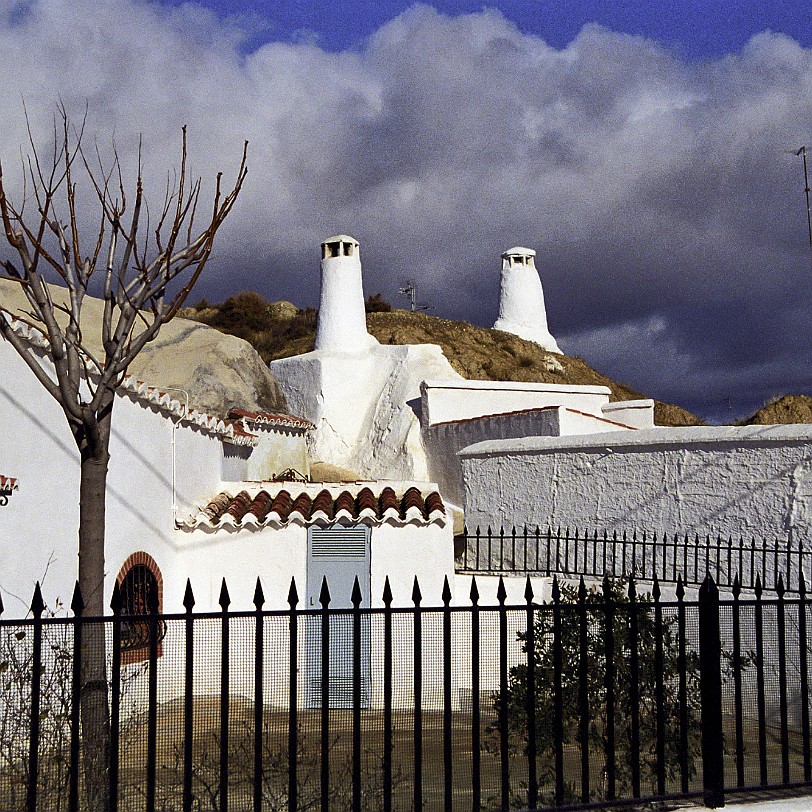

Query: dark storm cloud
left=0, top=1, right=810, bottom=419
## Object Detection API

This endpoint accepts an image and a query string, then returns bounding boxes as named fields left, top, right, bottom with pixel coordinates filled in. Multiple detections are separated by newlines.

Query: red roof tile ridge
left=180, top=485, right=447, bottom=530
left=0, top=475, right=18, bottom=490
left=228, top=408, right=313, bottom=430
left=564, top=407, right=637, bottom=430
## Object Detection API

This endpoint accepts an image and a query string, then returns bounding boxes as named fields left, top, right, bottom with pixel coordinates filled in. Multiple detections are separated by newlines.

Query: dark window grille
left=120, top=564, right=165, bottom=651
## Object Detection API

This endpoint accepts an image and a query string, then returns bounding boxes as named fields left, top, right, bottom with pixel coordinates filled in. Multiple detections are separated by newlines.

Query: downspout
left=160, top=387, right=189, bottom=527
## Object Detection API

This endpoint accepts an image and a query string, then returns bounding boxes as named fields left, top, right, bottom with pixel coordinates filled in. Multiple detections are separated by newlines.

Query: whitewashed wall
left=271, top=343, right=461, bottom=480
left=0, top=341, right=304, bottom=614
left=420, top=379, right=612, bottom=426
left=460, top=425, right=812, bottom=544
left=424, top=405, right=639, bottom=509
left=424, top=408, right=561, bottom=507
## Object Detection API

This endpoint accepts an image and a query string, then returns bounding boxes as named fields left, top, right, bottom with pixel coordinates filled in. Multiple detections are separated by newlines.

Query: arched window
left=116, top=552, right=165, bottom=663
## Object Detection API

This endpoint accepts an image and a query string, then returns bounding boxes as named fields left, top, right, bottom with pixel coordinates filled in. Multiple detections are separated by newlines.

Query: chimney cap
left=501, top=246, right=536, bottom=259
left=321, top=234, right=359, bottom=248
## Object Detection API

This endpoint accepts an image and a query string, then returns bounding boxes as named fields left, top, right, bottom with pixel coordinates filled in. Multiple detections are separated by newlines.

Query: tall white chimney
left=493, top=246, right=561, bottom=354
left=315, top=234, right=378, bottom=353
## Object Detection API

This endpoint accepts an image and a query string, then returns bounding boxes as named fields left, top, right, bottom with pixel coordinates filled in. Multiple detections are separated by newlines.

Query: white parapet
left=420, top=379, right=612, bottom=426
left=493, top=246, right=562, bottom=353
left=314, top=234, right=378, bottom=353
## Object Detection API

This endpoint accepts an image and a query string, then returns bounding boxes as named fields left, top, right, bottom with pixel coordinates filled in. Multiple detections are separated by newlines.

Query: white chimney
left=315, top=234, right=378, bottom=353
left=493, top=246, right=561, bottom=354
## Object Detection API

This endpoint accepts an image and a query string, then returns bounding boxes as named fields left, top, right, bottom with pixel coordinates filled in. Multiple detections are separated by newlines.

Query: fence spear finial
left=283, top=576, right=296, bottom=608
left=183, top=579, right=195, bottom=612
left=110, top=581, right=122, bottom=615
left=255, top=577, right=266, bottom=609
left=497, top=575, right=507, bottom=604
left=71, top=581, right=84, bottom=616
left=218, top=578, right=231, bottom=611
left=351, top=575, right=363, bottom=607
left=31, top=581, right=45, bottom=616
left=319, top=576, right=331, bottom=607
left=411, top=576, right=422, bottom=605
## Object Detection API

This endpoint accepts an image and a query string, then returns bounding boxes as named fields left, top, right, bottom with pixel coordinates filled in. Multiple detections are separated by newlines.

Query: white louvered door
left=306, top=525, right=371, bottom=708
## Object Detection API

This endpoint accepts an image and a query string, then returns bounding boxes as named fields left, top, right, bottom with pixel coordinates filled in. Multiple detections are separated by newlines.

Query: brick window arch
left=116, top=552, right=165, bottom=663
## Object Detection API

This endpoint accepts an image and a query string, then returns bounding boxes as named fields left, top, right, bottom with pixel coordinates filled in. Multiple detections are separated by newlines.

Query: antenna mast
left=398, top=281, right=430, bottom=312
left=797, top=146, right=812, bottom=268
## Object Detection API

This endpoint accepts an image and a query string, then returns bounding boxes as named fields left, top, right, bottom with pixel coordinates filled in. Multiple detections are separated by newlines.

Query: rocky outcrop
left=0, top=279, right=287, bottom=418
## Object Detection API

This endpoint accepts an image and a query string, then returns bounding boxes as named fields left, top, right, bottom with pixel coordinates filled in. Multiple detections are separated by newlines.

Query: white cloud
left=1, top=1, right=811, bottom=419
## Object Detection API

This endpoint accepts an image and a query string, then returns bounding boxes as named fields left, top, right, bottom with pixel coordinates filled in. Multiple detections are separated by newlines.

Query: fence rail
left=457, top=526, right=812, bottom=592
left=2, top=571, right=812, bottom=811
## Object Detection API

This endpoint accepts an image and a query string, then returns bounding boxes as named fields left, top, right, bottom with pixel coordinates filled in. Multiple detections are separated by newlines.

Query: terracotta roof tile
left=224, top=491, right=253, bottom=523
left=379, top=487, right=400, bottom=516
left=182, top=486, right=446, bottom=530
left=271, top=490, right=294, bottom=522
left=312, top=489, right=335, bottom=520
left=0, top=476, right=18, bottom=491
left=356, top=487, right=377, bottom=514
left=247, top=490, right=273, bottom=522
left=228, top=408, right=313, bottom=430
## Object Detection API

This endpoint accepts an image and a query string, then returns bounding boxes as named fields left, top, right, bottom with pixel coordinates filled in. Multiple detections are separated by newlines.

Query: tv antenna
left=398, top=281, right=431, bottom=312
left=795, top=146, right=812, bottom=268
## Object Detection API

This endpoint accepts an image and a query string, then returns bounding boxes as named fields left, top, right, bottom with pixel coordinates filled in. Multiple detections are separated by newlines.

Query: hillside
left=742, top=394, right=812, bottom=426
left=181, top=291, right=703, bottom=427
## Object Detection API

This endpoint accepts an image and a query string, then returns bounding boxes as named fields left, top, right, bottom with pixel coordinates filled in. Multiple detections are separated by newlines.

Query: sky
left=0, top=0, right=811, bottom=422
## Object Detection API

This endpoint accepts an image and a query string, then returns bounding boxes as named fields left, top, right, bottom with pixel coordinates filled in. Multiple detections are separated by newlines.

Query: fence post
left=698, top=575, right=724, bottom=808
left=69, top=582, right=84, bottom=812
left=552, top=576, right=564, bottom=806
left=525, top=577, right=538, bottom=811
left=319, top=577, right=331, bottom=812
left=498, top=576, right=509, bottom=812
left=470, top=577, right=481, bottom=812
left=182, top=580, right=195, bottom=812
left=442, top=576, right=453, bottom=812
left=147, top=575, right=160, bottom=812
left=412, top=576, right=423, bottom=812
left=219, top=579, right=231, bottom=812
left=110, top=582, right=123, bottom=812
left=352, top=576, right=363, bottom=812
left=26, top=582, right=44, bottom=812
left=383, top=577, right=393, bottom=812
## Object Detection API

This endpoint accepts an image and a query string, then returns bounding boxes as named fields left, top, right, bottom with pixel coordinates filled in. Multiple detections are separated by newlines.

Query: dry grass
left=741, top=394, right=812, bottom=426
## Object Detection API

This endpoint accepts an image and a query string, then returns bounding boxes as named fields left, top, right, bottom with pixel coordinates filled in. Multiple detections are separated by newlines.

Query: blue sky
left=0, top=0, right=811, bottom=421
left=163, top=0, right=812, bottom=60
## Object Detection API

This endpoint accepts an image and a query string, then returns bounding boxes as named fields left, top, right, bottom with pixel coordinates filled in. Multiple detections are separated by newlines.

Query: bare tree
left=0, top=106, right=247, bottom=810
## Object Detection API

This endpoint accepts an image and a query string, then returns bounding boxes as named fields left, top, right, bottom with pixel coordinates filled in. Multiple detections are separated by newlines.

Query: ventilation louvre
left=310, top=528, right=368, bottom=558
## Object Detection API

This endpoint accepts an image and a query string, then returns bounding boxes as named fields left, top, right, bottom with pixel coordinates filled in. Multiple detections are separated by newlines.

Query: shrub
left=492, top=577, right=702, bottom=803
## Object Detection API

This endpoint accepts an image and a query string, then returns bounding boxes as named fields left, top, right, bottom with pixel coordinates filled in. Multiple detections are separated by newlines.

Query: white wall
left=271, top=343, right=461, bottom=480
left=601, top=399, right=655, bottom=429
left=424, top=408, right=561, bottom=507
left=460, top=425, right=812, bottom=544
left=421, top=379, right=612, bottom=426
left=0, top=341, right=267, bottom=613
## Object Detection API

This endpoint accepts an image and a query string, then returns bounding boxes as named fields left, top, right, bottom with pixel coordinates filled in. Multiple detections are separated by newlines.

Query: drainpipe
left=159, top=387, right=190, bottom=527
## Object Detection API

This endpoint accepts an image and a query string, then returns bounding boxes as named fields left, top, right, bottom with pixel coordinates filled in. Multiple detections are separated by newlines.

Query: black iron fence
left=457, top=525, right=812, bottom=592
left=2, top=571, right=812, bottom=811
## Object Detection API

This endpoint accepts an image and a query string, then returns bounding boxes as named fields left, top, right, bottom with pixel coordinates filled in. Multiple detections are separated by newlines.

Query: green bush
left=492, top=577, right=702, bottom=803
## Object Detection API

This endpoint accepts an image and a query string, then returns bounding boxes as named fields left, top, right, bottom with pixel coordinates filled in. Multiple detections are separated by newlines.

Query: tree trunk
left=77, top=401, right=113, bottom=812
